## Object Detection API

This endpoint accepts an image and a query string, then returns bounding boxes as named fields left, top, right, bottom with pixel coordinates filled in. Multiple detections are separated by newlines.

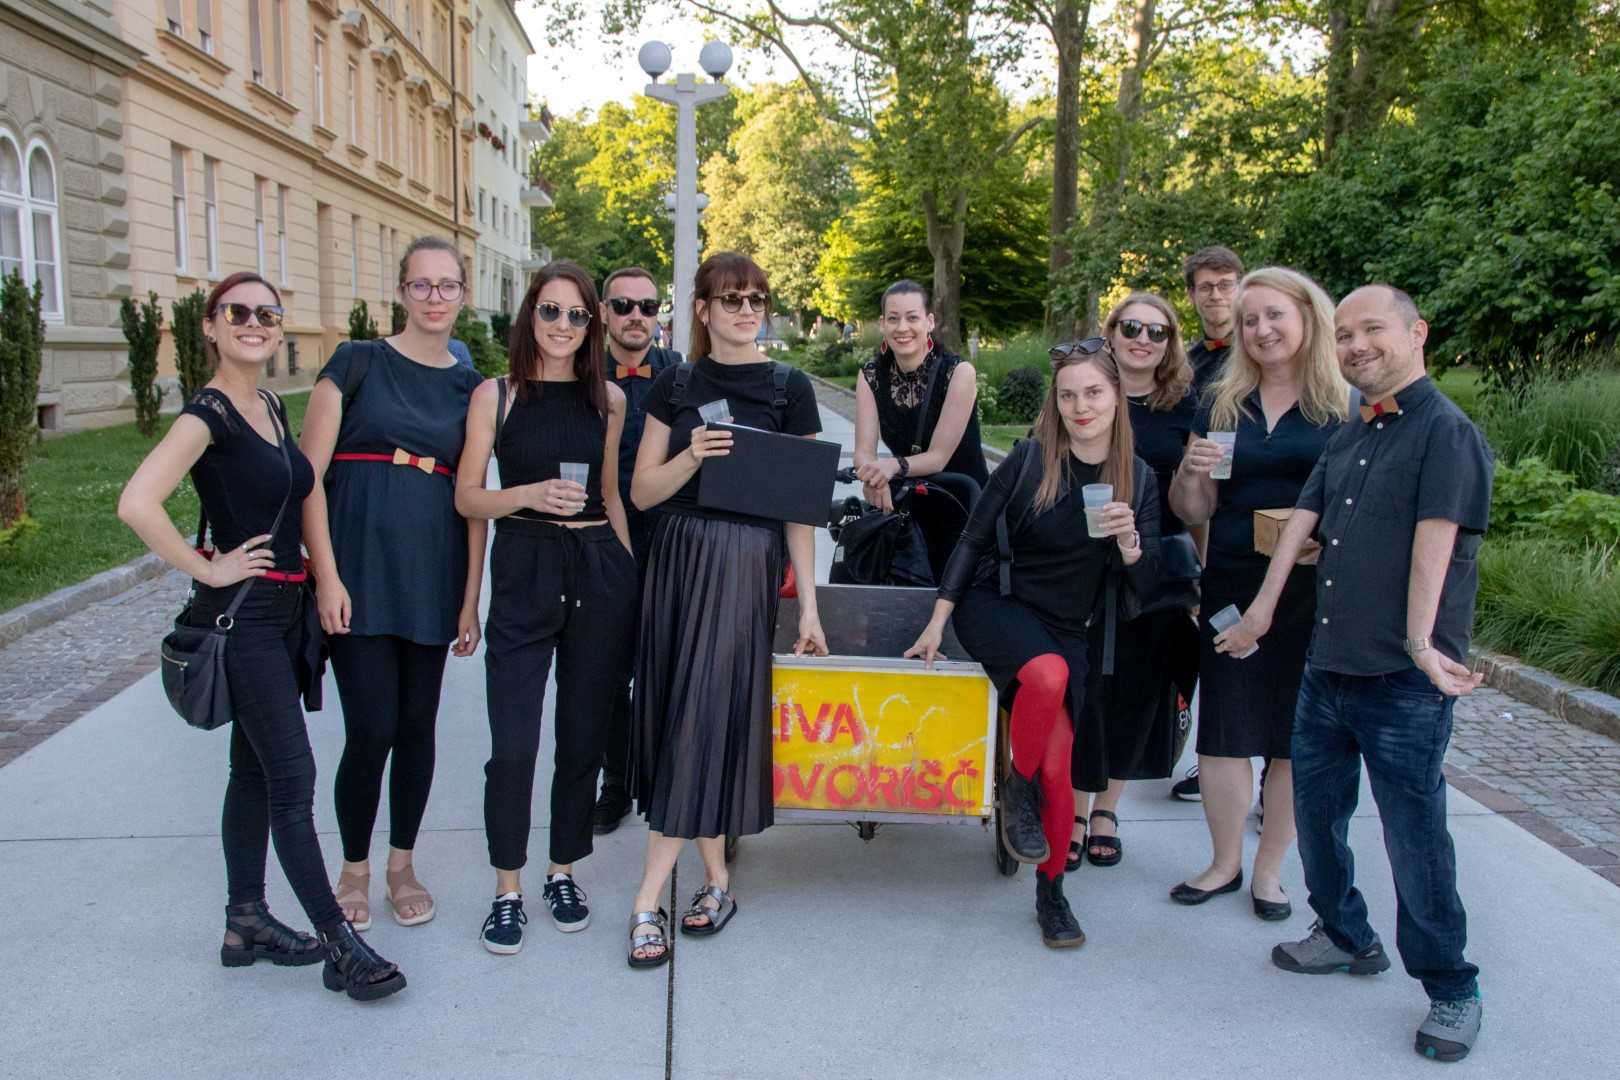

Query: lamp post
left=639, top=40, right=732, bottom=356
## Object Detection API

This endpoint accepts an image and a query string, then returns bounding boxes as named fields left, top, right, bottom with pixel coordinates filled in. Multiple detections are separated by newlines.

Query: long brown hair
left=507, top=260, right=607, bottom=413
left=1030, top=346, right=1135, bottom=514
left=203, top=271, right=283, bottom=370
left=1103, top=291, right=1192, bottom=410
left=1207, top=266, right=1348, bottom=429
left=689, top=252, right=769, bottom=361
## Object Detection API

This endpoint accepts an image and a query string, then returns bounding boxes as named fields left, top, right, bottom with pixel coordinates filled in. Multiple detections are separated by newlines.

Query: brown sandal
left=335, top=869, right=371, bottom=932
left=385, top=865, right=435, bottom=927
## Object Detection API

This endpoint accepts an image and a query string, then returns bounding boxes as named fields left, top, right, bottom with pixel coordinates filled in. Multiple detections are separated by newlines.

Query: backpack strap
left=995, top=439, right=1043, bottom=597
left=669, top=361, right=694, bottom=409
left=495, top=377, right=508, bottom=452
left=771, top=361, right=789, bottom=412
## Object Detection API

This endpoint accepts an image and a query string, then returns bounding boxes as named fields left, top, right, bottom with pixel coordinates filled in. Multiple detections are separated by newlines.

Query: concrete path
left=3, top=396, right=1620, bottom=1078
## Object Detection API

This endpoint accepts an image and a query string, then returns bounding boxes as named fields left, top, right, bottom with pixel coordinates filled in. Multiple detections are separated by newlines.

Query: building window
left=348, top=62, right=360, bottom=143
left=374, top=81, right=385, bottom=161
left=276, top=184, right=288, bottom=283
left=249, top=0, right=264, bottom=82
left=377, top=224, right=386, bottom=300
left=254, top=177, right=266, bottom=275
left=203, top=156, right=219, bottom=276
left=389, top=89, right=400, bottom=163
left=0, top=133, right=63, bottom=320
left=477, top=187, right=485, bottom=225
left=195, top=0, right=213, bottom=54
left=164, top=0, right=183, bottom=34
left=350, top=215, right=359, bottom=298
left=170, top=144, right=188, bottom=272
left=313, top=34, right=327, bottom=127
left=271, top=0, right=285, bottom=93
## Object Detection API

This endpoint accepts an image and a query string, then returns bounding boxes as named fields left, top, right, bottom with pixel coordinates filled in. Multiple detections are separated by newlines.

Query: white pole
left=645, top=74, right=728, bottom=358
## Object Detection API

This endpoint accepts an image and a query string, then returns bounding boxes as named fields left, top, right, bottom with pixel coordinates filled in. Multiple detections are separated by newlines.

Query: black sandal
left=319, top=922, right=407, bottom=1002
left=221, top=900, right=323, bottom=968
left=1065, top=815, right=1085, bottom=874
left=680, top=883, right=738, bottom=937
left=1087, top=809, right=1123, bottom=867
left=628, top=908, right=671, bottom=969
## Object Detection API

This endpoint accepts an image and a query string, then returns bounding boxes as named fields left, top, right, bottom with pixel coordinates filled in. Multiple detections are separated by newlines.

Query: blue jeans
left=1292, top=662, right=1479, bottom=1001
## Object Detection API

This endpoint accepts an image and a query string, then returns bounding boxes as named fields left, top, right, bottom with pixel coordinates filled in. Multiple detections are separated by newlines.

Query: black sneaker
left=1171, top=766, right=1201, bottom=802
left=593, top=783, right=632, bottom=835
left=542, top=874, right=591, bottom=933
left=481, top=892, right=527, bottom=955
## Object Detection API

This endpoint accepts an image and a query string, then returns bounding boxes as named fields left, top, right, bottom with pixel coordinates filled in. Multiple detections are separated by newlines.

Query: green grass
left=972, top=331, right=1050, bottom=384
left=0, top=390, right=310, bottom=613
left=1476, top=370, right=1620, bottom=490
left=981, top=424, right=1028, bottom=453
left=1476, top=537, right=1620, bottom=696
left=1432, top=366, right=1484, bottom=420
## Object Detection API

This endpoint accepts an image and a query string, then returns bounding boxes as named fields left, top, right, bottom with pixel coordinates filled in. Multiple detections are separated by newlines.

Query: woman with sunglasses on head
left=453, top=260, right=637, bottom=955
left=905, top=340, right=1161, bottom=948
left=118, top=272, right=404, bottom=1000
left=300, top=236, right=485, bottom=933
left=852, top=279, right=988, bottom=579
left=623, top=252, right=827, bottom=969
left=1167, top=267, right=1348, bottom=920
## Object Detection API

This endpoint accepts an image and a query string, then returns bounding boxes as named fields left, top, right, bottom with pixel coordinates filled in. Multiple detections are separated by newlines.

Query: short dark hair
left=1183, top=246, right=1244, bottom=293
left=204, top=272, right=283, bottom=369
left=1364, top=283, right=1423, bottom=327
left=880, top=279, right=929, bottom=315
left=602, top=266, right=658, bottom=297
left=398, top=235, right=462, bottom=286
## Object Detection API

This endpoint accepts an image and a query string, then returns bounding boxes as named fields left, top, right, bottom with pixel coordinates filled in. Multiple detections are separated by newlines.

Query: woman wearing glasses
left=454, top=260, right=637, bottom=955
left=118, top=272, right=404, bottom=999
left=300, top=236, right=486, bottom=933
left=624, top=252, right=827, bottom=969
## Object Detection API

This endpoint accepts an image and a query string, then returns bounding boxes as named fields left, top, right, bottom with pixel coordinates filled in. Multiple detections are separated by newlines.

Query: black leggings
left=190, top=582, right=344, bottom=932
left=329, top=634, right=451, bottom=863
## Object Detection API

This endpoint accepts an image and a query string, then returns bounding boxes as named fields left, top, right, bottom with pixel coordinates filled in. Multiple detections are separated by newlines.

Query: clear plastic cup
left=698, top=399, right=733, bottom=426
left=1208, top=431, right=1237, bottom=480
left=1082, top=483, right=1113, bottom=539
left=1209, top=603, right=1258, bottom=658
left=559, top=463, right=589, bottom=513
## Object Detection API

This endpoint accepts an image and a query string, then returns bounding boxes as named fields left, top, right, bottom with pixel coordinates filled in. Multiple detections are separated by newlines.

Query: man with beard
left=592, top=267, right=682, bottom=833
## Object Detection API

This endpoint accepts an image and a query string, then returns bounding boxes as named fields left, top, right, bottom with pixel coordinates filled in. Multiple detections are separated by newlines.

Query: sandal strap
left=684, top=884, right=735, bottom=923
left=1088, top=809, right=1119, bottom=827
left=629, top=909, right=669, bottom=948
left=386, top=867, right=433, bottom=906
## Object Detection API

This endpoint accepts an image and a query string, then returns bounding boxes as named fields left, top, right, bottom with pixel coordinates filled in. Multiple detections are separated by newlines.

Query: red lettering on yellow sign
left=776, top=702, right=866, bottom=746
left=770, top=758, right=982, bottom=812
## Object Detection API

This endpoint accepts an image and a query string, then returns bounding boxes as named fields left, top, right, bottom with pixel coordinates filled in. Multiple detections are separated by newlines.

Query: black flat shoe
left=1252, top=889, right=1293, bottom=921
left=593, top=784, right=632, bottom=835
left=221, top=900, right=323, bottom=968
left=1169, top=871, right=1243, bottom=906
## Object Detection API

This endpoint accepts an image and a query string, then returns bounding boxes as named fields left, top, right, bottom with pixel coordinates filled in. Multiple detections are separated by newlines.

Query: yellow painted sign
left=770, top=661, right=995, bottom=816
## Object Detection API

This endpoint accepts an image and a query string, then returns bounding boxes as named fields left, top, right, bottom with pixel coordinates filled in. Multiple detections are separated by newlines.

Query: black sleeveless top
left=860, top=344, right=989, bottom=485
left=496, top=379, right=607, bottom=522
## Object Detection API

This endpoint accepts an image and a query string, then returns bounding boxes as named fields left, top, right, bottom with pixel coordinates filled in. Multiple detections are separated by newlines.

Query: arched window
left=0, top=132, right=62, bottom=320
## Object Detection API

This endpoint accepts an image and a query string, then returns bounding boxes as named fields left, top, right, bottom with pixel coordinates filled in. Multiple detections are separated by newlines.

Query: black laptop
left=697, top=423, right=841, bottom=526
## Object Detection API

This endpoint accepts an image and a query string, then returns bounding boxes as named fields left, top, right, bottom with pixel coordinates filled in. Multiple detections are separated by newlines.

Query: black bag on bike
left=831, top=501, right=935, bottom=586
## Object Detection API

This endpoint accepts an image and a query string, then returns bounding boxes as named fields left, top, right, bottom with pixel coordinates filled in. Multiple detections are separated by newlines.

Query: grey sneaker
left=1416, top=995, right=1482, bottom=1062
left=1271, top=920, right=1392, bottom=975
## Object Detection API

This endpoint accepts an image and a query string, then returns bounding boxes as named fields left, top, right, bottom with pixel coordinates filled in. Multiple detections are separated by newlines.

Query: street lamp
left=640, top=40, right=732, bottom=356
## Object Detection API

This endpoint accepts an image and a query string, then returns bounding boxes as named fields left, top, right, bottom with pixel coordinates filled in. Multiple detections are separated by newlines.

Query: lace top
left=859, top=345, right=989, bottom=484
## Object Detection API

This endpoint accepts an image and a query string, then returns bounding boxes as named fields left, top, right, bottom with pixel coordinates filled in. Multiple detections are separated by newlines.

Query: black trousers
left=484, top=522, right=638, bottom=869
left=329, top=634, right=451, bottom=863
left=601, top=507, right=656, bottom=791
left=189, top=581, right=344, bottom=932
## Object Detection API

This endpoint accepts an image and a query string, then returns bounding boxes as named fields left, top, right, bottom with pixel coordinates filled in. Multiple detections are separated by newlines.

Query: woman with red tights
left=907, top=339, right=1160, bottom=947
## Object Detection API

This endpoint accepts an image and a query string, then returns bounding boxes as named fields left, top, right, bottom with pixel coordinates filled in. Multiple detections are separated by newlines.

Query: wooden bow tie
left=617, top=363, right=652, bottom=379
left=392, top=448, right=438, bottom=474
left=1358, top=398, right=1402, bottom=423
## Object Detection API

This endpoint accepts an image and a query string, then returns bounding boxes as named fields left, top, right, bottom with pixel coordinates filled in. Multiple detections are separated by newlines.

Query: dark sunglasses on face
left=214, top=303, right=285, bottom=327
left=1118, top=318, right=1170, bottom=344
left=1049, top=336, right=1107, bottom=363
left=608, top=297, right=661, bottom=318
left=715, top=291, right=769, bottom=314
left=404, top=279, right=464, bottom=302
left=536, top=301, right=593, bottom=329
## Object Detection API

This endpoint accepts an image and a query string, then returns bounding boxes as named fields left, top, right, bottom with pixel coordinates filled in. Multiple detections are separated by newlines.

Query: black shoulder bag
left=159, top=390, right=294, bottom=731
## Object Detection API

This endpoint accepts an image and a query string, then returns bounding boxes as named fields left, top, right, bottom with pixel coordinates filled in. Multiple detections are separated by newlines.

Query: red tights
left=1010, top=653, right=1075, bottom=879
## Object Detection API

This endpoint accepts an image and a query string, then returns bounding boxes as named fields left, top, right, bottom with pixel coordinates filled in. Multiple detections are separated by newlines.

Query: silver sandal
left=679, top=883, right=738, bottom=937
left=627, top=908, right=670, bottom=969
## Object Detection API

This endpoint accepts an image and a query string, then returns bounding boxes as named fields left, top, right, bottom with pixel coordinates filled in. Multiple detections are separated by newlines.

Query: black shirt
left=182, top=389, right=313, bottom=573
left=496, top=380, right=608, bottom=522
left=643, top=357, right=822, bottom=525
left=1129, top=389, right=1197, bottom=537
left=1188, top=338, right=1231, bottom=401
left=1296, top=376, right=1494, bottom=675
left=860, top=345, right=990, bottom=485
left=607, top=344, right=681, bottom=500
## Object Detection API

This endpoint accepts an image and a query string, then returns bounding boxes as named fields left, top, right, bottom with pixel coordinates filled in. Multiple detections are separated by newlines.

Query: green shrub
left=119, top=291, right=164, bottom=438
left=0, top=272, right=44, bottom=533
left=1478, top=370, right=1620, bottom=488
left=490, top=311, right=513, bottom=350
left=975, top=368, right=998, bottom=423
left=453, top=308, right=506, bottom=378
left=1600, top=442, right=1620, bottom=497
left=804, top=337, right=859, bottom=379
left=390, top=302, right=407, bottom=334
left=856, top=323, right=882, bottom=351
left=994, top=366, right=1047, bottom=424
left=1490, top=456, right=1576, bottom=531
left=1532, top=489, right=1620, bottom=549
left=170, top=290, right=210, bottom=399
left=973, top=331, right=1051, bottom=384
left=1476, top=538, right=1620, bottom=696
left=348, top=299, right=379, bottom=341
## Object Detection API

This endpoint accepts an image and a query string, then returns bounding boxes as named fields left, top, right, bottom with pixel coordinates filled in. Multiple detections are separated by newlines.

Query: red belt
left=194, top=548, right=308, bottom=583
left=332, top=449, right=451, bottom=476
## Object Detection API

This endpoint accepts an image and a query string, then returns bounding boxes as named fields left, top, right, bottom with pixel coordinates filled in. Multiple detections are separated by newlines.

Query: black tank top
left=496, top=379, right=607, bottom=522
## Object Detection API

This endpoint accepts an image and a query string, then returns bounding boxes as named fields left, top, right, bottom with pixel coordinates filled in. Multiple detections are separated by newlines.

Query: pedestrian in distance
left=906, top=338, right=1161, bottom=949
left=118, top=271, right=405, bottom=1001
left=1217, top=284, right=1493, bottom=1062
left=454, top=260, right=639, bottom=956
left=591, top=266, right=683, bottom=837
left=1167, top=266, right=1349, bottom=921
left=299, top=236, right=486, bottom=933
left=624, top=252, right=828, bottom=969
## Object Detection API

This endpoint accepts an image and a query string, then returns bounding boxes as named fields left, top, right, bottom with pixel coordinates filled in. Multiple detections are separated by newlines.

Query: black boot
left=1035, top=872, right=1085, bottom=949
left=221, top=900, right=323, bottom=968
left=319, top=922, right=407, bottom=1002
left=593, top=777, right=632, bottom=835
left=999, top=767, right=1049, bottom=864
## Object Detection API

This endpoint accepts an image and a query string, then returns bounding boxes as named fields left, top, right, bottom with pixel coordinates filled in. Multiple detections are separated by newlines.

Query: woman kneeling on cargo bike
left=905, top=338, right=1161, bottom=948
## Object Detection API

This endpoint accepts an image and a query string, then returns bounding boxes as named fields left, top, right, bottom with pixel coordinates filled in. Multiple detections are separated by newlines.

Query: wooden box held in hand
left=1253, top=508, right=1293, bottom=558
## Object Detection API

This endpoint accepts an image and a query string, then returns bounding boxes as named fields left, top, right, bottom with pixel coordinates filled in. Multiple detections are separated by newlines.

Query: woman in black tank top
left=454, top=260, right=638, bottom=956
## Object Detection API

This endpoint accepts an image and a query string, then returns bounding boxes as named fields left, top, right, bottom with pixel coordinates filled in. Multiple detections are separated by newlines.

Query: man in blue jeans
left=1214, top=284, right=1493, bottom=1062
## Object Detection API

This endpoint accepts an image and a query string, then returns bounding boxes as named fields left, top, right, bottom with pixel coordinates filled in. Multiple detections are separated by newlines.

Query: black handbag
left=159, top=389, right=294, bottom=731
left=1133, top=531, right=1202, bottom=617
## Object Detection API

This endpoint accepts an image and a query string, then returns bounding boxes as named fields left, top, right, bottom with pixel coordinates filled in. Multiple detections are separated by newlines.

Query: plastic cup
left=1082, top=483, right=1113, bottom=539
left=1209, top=603, right=1259, bottom=659
left=1208, top=431, right=1236, bottom=480
left=559, top=463, right=589, bottom=513
left=698, top=399, right=733, bottom=426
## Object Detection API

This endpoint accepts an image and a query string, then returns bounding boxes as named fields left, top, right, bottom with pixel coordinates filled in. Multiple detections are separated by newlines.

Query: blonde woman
left=1167, top=267, right=1349, bottom=920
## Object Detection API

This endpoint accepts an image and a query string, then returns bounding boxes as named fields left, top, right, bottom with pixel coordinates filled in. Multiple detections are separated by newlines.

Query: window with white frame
left=170, top=144, right=188, bottom=271
left=203, top=156, right=219, bottom=276
left=271, top=0, right=285, bottom=93
left=276, top=184, right=288, bottom=283
left=164, top=0, right=182, bottom=34
left=0, top=133, right=63, bottom=320
left=478, top=187, right=485, bottom=224
left=254, top=177, right=266, bottom=275
left=377, top=224, right=386, bottom=299
left=196, top=0, right=213, bottom=54
left=249, top=0, right=264, bottom=82
left=348, top=62, right=360, bottom=142
left=314, top=34, right=327, bottom=127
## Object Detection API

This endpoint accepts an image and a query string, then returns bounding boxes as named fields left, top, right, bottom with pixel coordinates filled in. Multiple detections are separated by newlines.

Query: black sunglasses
left=716, top=292, right=769, bottom=314
left=1118, top=318, right=1170, bottom=344
left=608, top=297, right=660, bottom=318
left=214, top=303, right=285, bottom=328
left=1049, top=337, right=1107, bottom=363
left=536, top=301, right=592, bottom=329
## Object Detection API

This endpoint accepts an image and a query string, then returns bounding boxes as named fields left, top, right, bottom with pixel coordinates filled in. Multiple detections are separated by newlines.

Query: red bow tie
left=616, top=363, right=651, bottom=379
left=1205, top=338, right=1228, bottom=350
left=1359, top=398, right=1402, bottom=423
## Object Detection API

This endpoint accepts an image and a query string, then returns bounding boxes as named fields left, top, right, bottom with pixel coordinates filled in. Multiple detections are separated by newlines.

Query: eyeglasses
left=608, top=297, right=661, bottom=318
left=537, top=301, right=593, bottom=329
left=214, top=303, right=285, bottom=327
left=1194, top=279, right=1238, bottom=298
left=715, top=292, right=769, bottom=314
left=1117, top=319, right=1170, bottom=344
left=404, top=279, right=465, bottom=302
left=1049, top=337, right=1107, bottom=364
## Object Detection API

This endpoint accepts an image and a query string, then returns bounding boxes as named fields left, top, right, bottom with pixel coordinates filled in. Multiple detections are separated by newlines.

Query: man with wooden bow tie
left=593, top=266, right=683, bottom=834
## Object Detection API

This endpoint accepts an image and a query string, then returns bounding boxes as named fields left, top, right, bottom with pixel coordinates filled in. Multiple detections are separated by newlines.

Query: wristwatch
left=1403, top=637, right=1432, bottom=655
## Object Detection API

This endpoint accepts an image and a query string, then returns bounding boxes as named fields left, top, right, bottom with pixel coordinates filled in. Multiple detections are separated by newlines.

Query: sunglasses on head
left=214, top=303, right=285, bottom=328
left=1117, top=318, right=1170, bottom=344
left=1049, top=337, right=1107, bottom=364
left=536, top=301, right=593, bottom=329
left=608, top=297, right=660, bottom=318
left=404, top=279, right=464, bottom=302
left=715, top=291, right=769, bottom=314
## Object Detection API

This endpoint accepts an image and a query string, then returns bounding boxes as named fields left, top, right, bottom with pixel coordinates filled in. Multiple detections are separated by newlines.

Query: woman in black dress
left=852, top=280, right=988, bottom=578
left=624, top=252, right=827, bottom=968
left=119, top=271, right=403, bottom=1000
left=454, top=260, right=638, bottom=956
left=1168, top=266, right=1348, bottom=920
left=906, top=341, right=1159, bottom=948
left=300, top=236, right=485, bottom=931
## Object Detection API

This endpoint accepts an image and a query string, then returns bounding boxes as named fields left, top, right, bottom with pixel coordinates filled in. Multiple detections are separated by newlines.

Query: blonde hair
left=1206, top=267, right=1349, bottom=431
left=1103, top=291, right=1192, bottom=411
left=1030, top=346, right=1135, bottom=514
